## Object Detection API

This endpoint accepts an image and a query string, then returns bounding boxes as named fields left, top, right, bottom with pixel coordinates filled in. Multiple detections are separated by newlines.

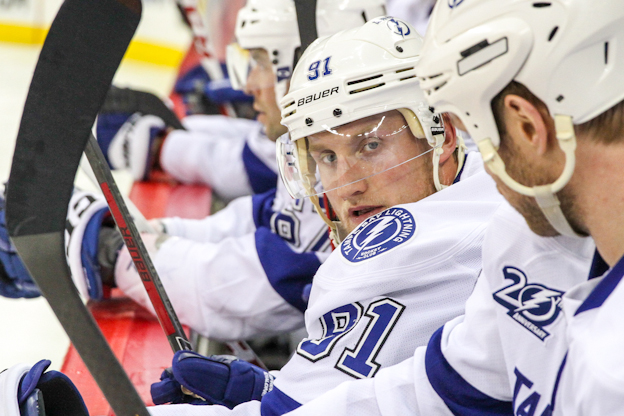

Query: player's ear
left=438, top=113, right=457, bottom=165
left=503, top=94, right=551, bottom=156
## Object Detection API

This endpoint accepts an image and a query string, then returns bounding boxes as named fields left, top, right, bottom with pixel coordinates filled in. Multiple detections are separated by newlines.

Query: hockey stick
left=85, top=134, right=193, bottom=352
left=79, top=149, right=269, bottom=369
left=5, top=0, right=149, bottom=415
left=293, top=0, right=318, bottom=67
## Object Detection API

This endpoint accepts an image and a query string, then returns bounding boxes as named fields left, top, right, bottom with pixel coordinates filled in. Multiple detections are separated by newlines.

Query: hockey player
left=0, top=0, right=386, bottom=340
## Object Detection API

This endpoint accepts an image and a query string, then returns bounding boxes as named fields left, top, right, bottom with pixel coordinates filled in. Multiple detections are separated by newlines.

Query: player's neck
left=573, top=137, right=624, bottom=267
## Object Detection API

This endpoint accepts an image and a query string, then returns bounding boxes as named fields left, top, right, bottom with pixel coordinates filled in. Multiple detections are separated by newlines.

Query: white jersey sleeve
left=115, top=182, right=331, bottom=340
left=553, top=253, right=624, bottom=416
left=160, top=115, right=278, bottom=201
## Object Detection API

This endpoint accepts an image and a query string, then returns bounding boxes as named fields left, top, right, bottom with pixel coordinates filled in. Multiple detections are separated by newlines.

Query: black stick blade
left=7, top=0, right=141, bottom=237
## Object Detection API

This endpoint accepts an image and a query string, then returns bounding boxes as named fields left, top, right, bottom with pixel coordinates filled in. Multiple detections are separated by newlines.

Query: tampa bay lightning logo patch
left=341, top=208, right=416, bottom=263
left=493, top=266, right=564, bottom=341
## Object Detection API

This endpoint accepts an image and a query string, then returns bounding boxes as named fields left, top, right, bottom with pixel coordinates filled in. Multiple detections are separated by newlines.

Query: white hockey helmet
left=279, top=16, right=462, bottom=199
left=278, top=17, right=464, bottom=241
left=227, top=0, right=387, bottom=101
left=416, top=0, right=624, bottom=236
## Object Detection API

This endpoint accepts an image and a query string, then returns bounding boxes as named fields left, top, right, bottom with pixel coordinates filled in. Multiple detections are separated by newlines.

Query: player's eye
left=361, top=138, right=381, bottom=154
left=320, top=152, right=337, bottom=165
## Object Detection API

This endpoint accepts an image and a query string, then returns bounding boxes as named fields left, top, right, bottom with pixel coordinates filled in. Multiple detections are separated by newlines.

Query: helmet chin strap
left=477, top=114, right=580, bottom=237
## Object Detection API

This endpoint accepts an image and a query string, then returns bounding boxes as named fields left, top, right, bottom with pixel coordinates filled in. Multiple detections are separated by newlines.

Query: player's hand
left=1, top=359, right=88, bottom=416
left=150, top=350, right=274, bottom=408
left=96, top=111, right=167, bottom=181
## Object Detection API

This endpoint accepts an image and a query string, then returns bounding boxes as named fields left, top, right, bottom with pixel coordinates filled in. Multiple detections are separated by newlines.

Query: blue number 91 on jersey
left=341, top=208, right=417, bottom=263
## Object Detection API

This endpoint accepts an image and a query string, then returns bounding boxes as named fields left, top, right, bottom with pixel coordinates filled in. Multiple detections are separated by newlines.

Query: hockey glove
left=150, top=350, right=274, bottom=408
left=96, top=111, right=167, bottom=181
left=65, top=190, right=122, bottom=300
left=0, top=359, right=88, bottom=416
left=0, top=194, right=40, bottom=298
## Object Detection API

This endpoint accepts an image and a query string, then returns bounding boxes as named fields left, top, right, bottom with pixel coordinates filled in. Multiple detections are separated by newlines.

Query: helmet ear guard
left=397, top=108, right=466, bottom=191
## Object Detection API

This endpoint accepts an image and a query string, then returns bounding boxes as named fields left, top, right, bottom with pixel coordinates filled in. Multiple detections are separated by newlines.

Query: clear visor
left=226, top=44, right=276, bottom=92
left=278, top=111, right=436, bottom=199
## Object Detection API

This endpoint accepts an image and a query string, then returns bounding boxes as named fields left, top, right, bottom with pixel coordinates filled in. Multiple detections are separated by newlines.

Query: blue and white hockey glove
left=97, top=111, right=167, bottom=181
left=0, top=359, right=88, bottom=416
left=151, top=350, right=274, bottom=409
left=65, top=190, right=120, bottom=300
left=0, top=189, right=118, bottom=300
left=0, top=194, right=39, bottom=298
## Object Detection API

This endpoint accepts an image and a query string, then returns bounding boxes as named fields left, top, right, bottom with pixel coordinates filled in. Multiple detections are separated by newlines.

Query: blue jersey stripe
left=575, top=253, right=624, bottom=316
left=251, top=188, right=277, bottom=229
left=261, top=386, right=301, bottom=416
left=255, top=227, right=321, bottom=313
left=242, top=142, right=278, bottom=194
left=425, top=327, right=513, bottom=416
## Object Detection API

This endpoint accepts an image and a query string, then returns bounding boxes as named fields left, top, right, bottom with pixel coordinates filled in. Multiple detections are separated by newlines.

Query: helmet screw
left=429, top=106, right=435, bottom=113
left=333, top=108, right=342, bottom=117
left=272, top=59, right=279, bottom=65
left=273, top=50, right=279, bottom=56
left=396, top=46, right=404, bottom=53
left=433, top=115, right=440, bottom=124
left=305, top=117, right=314, bottom=126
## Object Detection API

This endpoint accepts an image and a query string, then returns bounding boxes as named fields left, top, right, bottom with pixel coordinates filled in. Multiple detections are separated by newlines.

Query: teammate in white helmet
left=0, top=0, right=385, bottom=343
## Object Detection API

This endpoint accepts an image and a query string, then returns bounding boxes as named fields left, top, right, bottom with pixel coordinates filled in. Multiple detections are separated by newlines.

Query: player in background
left=0, top=0, right=385, bottom=341
left=96, top=0, right=386, bottom=202
left=0, top=17, right=505, bottom=416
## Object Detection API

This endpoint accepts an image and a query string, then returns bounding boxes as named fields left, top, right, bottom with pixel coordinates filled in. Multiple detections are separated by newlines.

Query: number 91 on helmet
left=277, top=17, right=465, bottom=202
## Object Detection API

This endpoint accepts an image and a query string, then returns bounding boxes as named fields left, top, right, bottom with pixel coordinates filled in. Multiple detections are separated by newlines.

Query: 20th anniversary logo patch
left=341, top=208, right=417, bottom=263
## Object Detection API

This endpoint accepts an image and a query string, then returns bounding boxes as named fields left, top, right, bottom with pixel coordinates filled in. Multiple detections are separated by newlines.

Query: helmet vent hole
left=548, top=26, right=559, bottom=42
left=396, top=67, right=414, bottom=73
left=433, top=81, right=448, bottom=91
left=532, top=2, right=552, bottom=7
left=400, top=75, right=417, bottom=81
left=347, top=74, right=383, bottom=86
left=428, top=73, right=443, bottom=80
left=285, top=110, right=296, bottom=117
left=349, top=83, right=385, bottom=94
left=283, top=100, right=296, bottom=109
left=605, top=42, right=610, bottom=64
left=556, top=95, right=565, bottom=102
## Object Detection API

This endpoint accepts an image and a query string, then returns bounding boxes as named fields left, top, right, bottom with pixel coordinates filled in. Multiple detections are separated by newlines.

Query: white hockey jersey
left=271, top=201, right=596, bottom=416
left=145, top=152, right=505, bottom=416
left=552, top=253, right=622, bottom=415
left=161, top=115, right=278, bottom=201
left=115, top=178, right=332, bottom=341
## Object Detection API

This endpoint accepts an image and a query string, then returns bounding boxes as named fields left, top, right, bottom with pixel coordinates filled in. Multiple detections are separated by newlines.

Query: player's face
left=245, top=48, right=288, bottom=141
left=308, top=111, right=435, bottom=235
left=467, top=98, right=585, bottom=237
